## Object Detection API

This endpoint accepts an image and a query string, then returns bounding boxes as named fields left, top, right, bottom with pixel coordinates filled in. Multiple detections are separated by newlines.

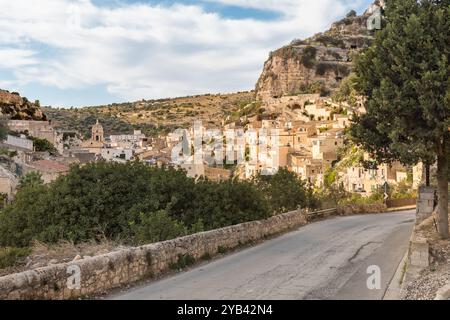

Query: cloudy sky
left=0, top=0, right=372, bottom=107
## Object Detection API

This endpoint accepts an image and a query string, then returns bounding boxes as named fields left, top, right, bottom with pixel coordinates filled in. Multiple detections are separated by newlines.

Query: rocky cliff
left=255, top=1, right=385, bottom=101
left=0, top=89, right=46, bottom=120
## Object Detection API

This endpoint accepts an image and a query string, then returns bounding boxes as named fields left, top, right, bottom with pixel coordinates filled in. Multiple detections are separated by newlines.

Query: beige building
left=23, top=159, right=70, bottom=184
left=81, top=120, right=105, bottom=155
left=7, top=120, right=57, bottom=145
left=0, top=166, right=18, bottom=202
left=305, top=103, right=332, bottom=121
left=311, top=138, right=339, bottom=165
left=344, top=161, right=408, bottom=195
left=288, top=152, right=323, bottom=184
left=180, top=163, right=232, bottom=182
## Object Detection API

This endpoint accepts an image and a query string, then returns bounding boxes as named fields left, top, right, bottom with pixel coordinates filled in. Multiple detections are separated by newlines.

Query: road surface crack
left=348, top=241, right=382, bottom=263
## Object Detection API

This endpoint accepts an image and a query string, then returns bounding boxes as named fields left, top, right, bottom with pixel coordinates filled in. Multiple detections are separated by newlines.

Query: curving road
left=111, top=210, right=415, bottom=300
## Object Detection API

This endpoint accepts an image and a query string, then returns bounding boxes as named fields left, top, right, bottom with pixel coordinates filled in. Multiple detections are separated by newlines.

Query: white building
left=101, top=148, right=133, bottom=162
left=5, top=134, right=34, bottom=150
left=110, top=130, right=147, bottom=148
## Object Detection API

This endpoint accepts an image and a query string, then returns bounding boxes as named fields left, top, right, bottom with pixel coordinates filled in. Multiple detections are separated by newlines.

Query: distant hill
left=43, top=91, right=256, bottom=138
left=0, top=89, right=46, bottom=121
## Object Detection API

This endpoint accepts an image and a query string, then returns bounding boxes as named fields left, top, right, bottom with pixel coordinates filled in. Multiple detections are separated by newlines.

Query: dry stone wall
left=0, top=209, right=308, bottom=300
left=337, top=204, right=387, bottom=216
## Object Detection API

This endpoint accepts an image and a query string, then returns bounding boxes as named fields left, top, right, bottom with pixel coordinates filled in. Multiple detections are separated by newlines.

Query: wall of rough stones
left=337, top=204, right=387, bottom=216
left=0, top=209, right=308, bottom=300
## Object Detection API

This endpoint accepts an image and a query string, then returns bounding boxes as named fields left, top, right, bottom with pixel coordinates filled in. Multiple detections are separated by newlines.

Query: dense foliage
left=350, top=0, right=450, bottom=238
left=30, top=137, right=58, bottom=155
left=0, top=163, right=317, bottom=247
left=253, top=168, right=319, bottom=214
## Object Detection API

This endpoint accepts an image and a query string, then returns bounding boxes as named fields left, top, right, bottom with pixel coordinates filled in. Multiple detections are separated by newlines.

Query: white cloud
left=0, top=49, right=38, bottom=68
left=0, top=0, right=365, bottom=106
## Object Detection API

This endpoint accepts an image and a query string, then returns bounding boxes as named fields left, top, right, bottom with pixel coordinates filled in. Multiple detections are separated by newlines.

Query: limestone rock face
left=255, top=1, right=385, bottom=101
left=0, top=89, right=46, bottom=120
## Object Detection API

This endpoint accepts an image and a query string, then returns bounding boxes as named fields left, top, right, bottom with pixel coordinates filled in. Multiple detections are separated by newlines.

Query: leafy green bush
left=132, top=210, right=187, bottom=245
left=0, top=162, right=272, bottom=247
left=18, top=172, right=44, bottom=190
left=300, top=46, right=317, bottom=68
left=253, top=168, right=319, bottom=214
left=315, top=35, right=346, bottom=49
left=0, top=247, right=31, bottom=269
left=338, top=189, right=384, bottom=206
left=31, top=137, right=58, bottom=154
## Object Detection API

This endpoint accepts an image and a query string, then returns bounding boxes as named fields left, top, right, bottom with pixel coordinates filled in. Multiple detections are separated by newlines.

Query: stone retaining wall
left=337, top=204, right=387, bottom=216
left=0, top=209, right=308, bottom=300
left=386, top=198, right=417, bottom=208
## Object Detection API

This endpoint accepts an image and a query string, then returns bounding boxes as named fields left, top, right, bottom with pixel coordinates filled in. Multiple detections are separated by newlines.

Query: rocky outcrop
left=0, top=89, right=46, bottom=121
left=255, top=1, right=385, bottom=101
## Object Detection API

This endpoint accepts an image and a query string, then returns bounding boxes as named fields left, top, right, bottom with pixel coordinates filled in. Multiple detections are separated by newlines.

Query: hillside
left=43, top=91, right=256, bottom=138
left=255, top=1, right=385, bottom=100
left=0, top=89, right=46, bottom=121
left=14, top=1, right=386, bottom=136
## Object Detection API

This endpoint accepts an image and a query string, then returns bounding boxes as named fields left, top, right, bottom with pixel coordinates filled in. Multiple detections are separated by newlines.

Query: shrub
left=31, top=137, right=58, bottom=155
left=0, top=162, right=272, bottom=247
left=170, top=254, right=196, bottom=270
left=132, top=211, right=187, bottom=245
left=18, top=172, right=44, bottom=190
left=346, top=10, right=357, bottom=18
left=0, top=247, right=31, bottom=269
left=315, top=35, right=346, bottom=49
left=300, top=46, right=317, bottom=68
left=253, top=168, right=319, bottom=214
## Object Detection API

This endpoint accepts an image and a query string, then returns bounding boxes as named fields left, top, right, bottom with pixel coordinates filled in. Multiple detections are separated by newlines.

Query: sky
left=0, top=0, right=373, bottom=107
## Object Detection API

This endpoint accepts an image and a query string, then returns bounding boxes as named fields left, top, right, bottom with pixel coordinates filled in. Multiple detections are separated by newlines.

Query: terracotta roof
left=32, top=160, right=69, bottom=172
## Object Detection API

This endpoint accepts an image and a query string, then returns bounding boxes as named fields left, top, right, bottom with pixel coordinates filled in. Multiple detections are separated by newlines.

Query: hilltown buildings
left=7, top=120, right=57, bottom=145
left=0, top=93, right=418, bottom=198
left=22, top=159, right=70, bottom=184
left=0, top=166, right=17, bottom=202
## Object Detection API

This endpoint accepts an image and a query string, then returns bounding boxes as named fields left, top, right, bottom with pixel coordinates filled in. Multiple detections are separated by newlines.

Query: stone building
left=81, top=120, right=105, bottom=155
left=7, top=120, right=57, bottom=145
left=344, top=161, right=408, bottom=195
left=5, top=134, right=34, bottom=151
left=0, top=166, right=18, bottom=202
left=23, top=159, right=69, bottom=184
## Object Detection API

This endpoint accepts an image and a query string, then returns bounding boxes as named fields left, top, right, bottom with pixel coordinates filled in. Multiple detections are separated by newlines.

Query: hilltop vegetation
left=43, top=91, right=257, bottom=138
left=255, top=4, right=379, bottom=100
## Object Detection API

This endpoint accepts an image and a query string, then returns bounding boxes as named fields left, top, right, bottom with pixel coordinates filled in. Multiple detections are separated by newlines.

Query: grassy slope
left=43, top=91, right=256, bottom=138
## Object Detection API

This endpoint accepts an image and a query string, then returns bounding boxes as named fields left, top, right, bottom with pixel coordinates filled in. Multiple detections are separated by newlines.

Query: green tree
left=31, top=137, right=58, bottom=155
left=132, top=210, right=187, bottom=244
left=18, top=172, right=44, bottom=189
left=346, top=10, right=357, bottom=18
left=253, top=168, right=318, bottom=214
left=350, top=0, right=450, bottom=238
left=0, top=162, right=272, bottom=247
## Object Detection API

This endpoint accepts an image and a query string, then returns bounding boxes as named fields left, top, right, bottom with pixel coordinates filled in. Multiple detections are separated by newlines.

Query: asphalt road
left=111, top=210, right=415, bottom=300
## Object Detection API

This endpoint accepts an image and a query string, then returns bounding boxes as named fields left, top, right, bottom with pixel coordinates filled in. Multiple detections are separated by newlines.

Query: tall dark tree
left=350, top=0, right=450, bottom=238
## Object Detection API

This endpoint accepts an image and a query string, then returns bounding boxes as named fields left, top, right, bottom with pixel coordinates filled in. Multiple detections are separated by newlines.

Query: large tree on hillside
left=350, top=0, right=450, bottom=238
